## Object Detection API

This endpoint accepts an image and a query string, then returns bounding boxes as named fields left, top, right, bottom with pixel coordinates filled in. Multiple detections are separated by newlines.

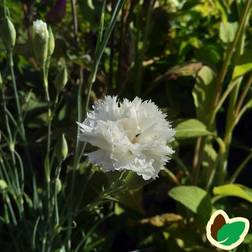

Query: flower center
left=131, top=133, right=141, bottom=144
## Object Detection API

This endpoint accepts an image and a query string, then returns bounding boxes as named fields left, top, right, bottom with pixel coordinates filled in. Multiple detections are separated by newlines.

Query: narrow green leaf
left=213, top=184, right=252, bottom=203
left=175, top=119, right=213, bottom=139
left=87, top=0, right=95, bottom=10
left=233, top=50, right=252, bottom=79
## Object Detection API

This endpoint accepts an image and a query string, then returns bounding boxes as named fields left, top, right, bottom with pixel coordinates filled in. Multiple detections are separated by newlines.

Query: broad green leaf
left=219, top=22, right=238, bottom=43
left=213, top=184, right=252, bottom=203
left=217, top=222, right=246, bottom=245
left=193, top=66, right=216, bottom=124
left=164, top=62, right=203, bottom=79
left=175, top=119, right=213, bottom=139
left=233, top=50, right=252, bottom=79
left=168, top=186, right=212, bottom=221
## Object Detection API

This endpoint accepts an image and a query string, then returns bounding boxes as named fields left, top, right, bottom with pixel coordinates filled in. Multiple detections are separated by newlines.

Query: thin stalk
left=41, top=61, right=52, bottom=252
left=198, top=1, right=252, bottom=186
left=162, top=169, right=180, bottom=185
left=0, top=157, right=12, bottom=191
left=174, top=155, right=191, bottom=181
left=134, top=0, right=155, bottom=95
left=8, top=50, right=25, bottom=137
left=192, top=137, right=202, bottom=184
left=67, top=0, right=83, bottom=249
left=219, top=3, right=252, bottom=182
left=7, top=49, right=33, bottom=179
left=0, top=148, right=17, bottom=193
left=85, top=0, right=107, bottom=114
left=235, top=72, right=252, bottom=114
left=214, top=78, right=241, bottom=115
left=42, top=64, right=51, bottom=158
left=218, top=82, right=241, bottom=184
left=5, top=194, right=17, bottom=225
left=67, top=2, right=126, bottom=249
left=32, top=217, right=41, bottom=250
left=209, top=0, right=252, bottom=127
left=1, top=87, right=13, bottom=149
left=70, top=0, right=78, bottom=46
left=230, top=150, right=252, bottom=183
left=85, top=0, right=125, bottom=113
left=234, top=99, right=252, bottom=126
left=54, top=161, right=62, bottom=226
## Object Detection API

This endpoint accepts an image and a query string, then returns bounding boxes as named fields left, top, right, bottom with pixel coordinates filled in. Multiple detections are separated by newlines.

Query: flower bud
left=55, top=134, right=68, bottom=161
left=0, top=72, right=3, bottom=90
left=54, top=63, right=68, bottom=92
left=0, top=179, right=7, bottom=191
left=55, top=178, right=62, bottom=194
left=0, top=17, right=16, bottom=50
left=32, top=20, right=49, bottom=65
left=48, top=26, right=55, bottom=57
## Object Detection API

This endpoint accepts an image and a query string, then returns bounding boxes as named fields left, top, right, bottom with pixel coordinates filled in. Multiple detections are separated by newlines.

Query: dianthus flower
left=77, top=96, right=175, bottom=180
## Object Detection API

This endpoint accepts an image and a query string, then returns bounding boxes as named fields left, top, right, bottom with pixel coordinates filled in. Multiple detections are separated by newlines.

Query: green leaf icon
left=206, top=210, right=250, bottom=250
left=217, top=221, right=246, bottom=246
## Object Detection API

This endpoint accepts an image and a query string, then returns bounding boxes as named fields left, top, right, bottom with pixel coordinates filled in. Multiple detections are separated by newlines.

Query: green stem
left=67, top=0, right=83, bottom=249
left=209, top=0, right=252, bottom=127
left=199, top=0, right=252, bottom=186
left=192, top=137, right=203, bottom=184
left=134, top=0, right=155, bottom=95
left=235, top=72, right=252, bottom=114
left=213, top=78, right=241, bottom=115
left=1, top=86, right=13, bottom=150
left=5, top=194, right=17, bottom=226
left=8, top=49, right=33, bottom=177
left=54, top=161, right=62, bottom=226
left=230, top=149, right=252, bottom=183
left=67, top=2, right=126, bottom=249
left=218, top=77, right=242, bottom=183
left=8, top=50, right=26, bottom=137
left=42, top=62, right=52, bottom=251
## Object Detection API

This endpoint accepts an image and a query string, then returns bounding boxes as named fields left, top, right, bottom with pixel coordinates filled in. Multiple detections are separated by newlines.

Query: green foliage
left=192, top=66, right=217, bottom=124
left=168, top=185, right=212, bottom=222
left=175, top=119, right=213, bottom=139
left=233, top=50, right=252, bottom=79
left=213, top=184, right=252, bottom=203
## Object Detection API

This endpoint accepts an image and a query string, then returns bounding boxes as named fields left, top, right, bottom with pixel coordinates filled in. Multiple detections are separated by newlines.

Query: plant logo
left=206, top=210, right=250, bottom=250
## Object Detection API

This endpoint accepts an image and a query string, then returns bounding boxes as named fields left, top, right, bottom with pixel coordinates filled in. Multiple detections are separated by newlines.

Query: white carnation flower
left=77, top=96, right=175, bottom=180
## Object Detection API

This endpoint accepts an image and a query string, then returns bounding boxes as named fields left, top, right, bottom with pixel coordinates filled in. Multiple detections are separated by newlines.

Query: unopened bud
left=32, top=20, right=49, bottom=65
left=0, top=72, right=3, bottom=90
left=55, top=134, right=68, bottom=161
left=55, top=178, right=62, bottom=194
left=0, top=179, right=7, bottom=191
left=55, top=63, right=68, bottom=92
left=48, top=26, right=55, bottom=57
left=0, top=17, right=16, bottom=50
